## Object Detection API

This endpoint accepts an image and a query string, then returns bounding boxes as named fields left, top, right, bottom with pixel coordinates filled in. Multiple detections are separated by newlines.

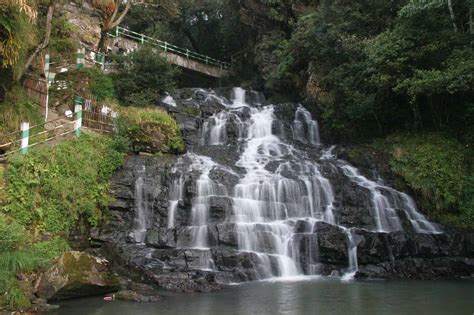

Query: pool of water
left=46, top=277, right=474, bottom=315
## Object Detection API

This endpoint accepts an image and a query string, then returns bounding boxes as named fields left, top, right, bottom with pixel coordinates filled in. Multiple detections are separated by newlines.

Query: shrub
left=387, top=134, right=466, bottom=212
left=350, top=133, right=473, bottom=229
left=2, top=134, right=125, bottom=233
left=81, top=67, right=116, bottom=101
left=48, top=17, right=78, bottom=60
left=112, top=46, right=179, bottom=106
left=118, top=107, right=185, bottom=154
left=0, top=215, right=25, bottom=252
left=0, top=85, right=43, bottom=143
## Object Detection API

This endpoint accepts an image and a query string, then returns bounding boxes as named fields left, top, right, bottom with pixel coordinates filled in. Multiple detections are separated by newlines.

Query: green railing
left=109, top=26, right=231, bottom=70
left=84, top=47, right=106, bottom=66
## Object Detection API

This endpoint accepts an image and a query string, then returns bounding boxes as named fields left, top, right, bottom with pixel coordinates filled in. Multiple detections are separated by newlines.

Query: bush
left=49, top=17, right=78, bottom=60
left=81, top=67, right=116, bottom=101
left=0, top=237, right=70, bottom=310
left=387, top=134, right=466, bottom=213
left=118, top=107, right=185, bottom=154
left=349, top=133, right=473, bottom=229
left=0, top=85, right=43, bottom=143
left=0, top=215, right=25, bottom=252
left=112, top=46, right=179, bottom=106
left=2, top=134, right=125, bottom=233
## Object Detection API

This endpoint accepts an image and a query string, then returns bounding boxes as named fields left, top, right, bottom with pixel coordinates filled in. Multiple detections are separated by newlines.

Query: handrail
left=110, top=26, right=231, bottom=70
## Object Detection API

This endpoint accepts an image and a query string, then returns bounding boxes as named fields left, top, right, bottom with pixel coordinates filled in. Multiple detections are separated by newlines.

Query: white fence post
left=74, top=97, right=83, bottom=137
left=20, top=122, right=29, bottom=155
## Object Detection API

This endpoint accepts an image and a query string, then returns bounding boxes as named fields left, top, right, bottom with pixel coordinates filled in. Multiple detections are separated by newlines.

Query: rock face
left=34, top=252, right=120, bottom=300
left=97, top=88, right=474, bottom=294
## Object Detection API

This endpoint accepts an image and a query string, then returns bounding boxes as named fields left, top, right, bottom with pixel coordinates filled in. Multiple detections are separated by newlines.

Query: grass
left=0, top=134, right=122, bottom=310
left=348, top=133, right=474, bottom=229
left=2, top=134, right=125, bottom=232
left=0, top=85, right=43, bottom=145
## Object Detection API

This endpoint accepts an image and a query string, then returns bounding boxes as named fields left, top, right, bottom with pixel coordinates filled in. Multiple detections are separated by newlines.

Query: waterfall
left=339, top=163, right=442, bottom=234
left=293, top=106, right=320, bottom=146
left=167, top=175, right=184, bottom=228
left=174, top=154, right=228, bottom=270
left=341, top=228, right=359, bottom=281
left=165, top=87, right=442, bottom=280
left=340, top=164, right=402, bottom=232
left=131, top=165, right=150, bottom=244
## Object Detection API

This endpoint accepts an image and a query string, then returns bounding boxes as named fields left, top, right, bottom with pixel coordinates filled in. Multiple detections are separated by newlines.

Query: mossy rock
left=34, top=251, right=120, bottom=301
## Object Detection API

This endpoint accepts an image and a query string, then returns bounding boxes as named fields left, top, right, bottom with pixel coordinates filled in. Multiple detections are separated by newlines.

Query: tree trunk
left=470, top=5, right=473, bottom=46
left=447, top=0, right=458, bottom=32
left=98, top=28, right=110, bottom=53
left=15, top=1, right=55, bottom=82
left=97, top=0, right=132, bottom=53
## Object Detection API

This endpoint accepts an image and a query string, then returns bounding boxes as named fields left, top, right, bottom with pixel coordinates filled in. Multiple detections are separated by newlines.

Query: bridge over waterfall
left=108, top=27, right=231, bottom=78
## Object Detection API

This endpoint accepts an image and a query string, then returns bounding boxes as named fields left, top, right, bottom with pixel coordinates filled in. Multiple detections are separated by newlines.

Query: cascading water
left=131, top=165, right=150, bottom=244
left=293, top=106, right=320, bottom=146
left=339, top=163, right=441, bottom=234
left=173, top=154, right=229, bottom=270
left=164, top=87, right=441, bottom=281
left=167, top=175, right=184, bottom=229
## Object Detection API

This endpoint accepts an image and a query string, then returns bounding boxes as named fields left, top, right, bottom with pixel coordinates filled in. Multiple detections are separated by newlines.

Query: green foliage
left=0, top=215, right=25, bottom=252
left=250, top=1, right=473, bottom=143
left=123, top=0, right=246, bottom=67
left=118, top=107, right=185, bottom=154
left=0, top=2, right=35, bottom=86
left=0, top=236, right=70, bottom=310
left=81, top=67, right=116, bottom=101
left=0, top=85, right=43, bottom=142
left=2, top=134, right=125, bottom=233
left=387, top=134, right=466, bottom=211
left=350, top=134, right=473, bottom=229
left=0, top=283, right=30, bottom=310
left=112, top=46, right=178, bottom=106
left=48, top=16, right=78, bottom=59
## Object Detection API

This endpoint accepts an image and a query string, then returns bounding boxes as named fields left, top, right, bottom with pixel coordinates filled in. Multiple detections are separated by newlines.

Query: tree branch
left=109, top=0, right=120, bottom=25
left=110, top=0, right=132, bottom=29
left=15, top=1, right=55, bottom=82
left=447, top=0, right=458, bottom=32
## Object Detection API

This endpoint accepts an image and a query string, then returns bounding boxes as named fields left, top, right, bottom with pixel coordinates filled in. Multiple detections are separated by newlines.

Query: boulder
left=314, top=222, right=348, bottom=264
left=113, top=290, right=160, bottom=303
left=35, top=251, right=120, bottom=301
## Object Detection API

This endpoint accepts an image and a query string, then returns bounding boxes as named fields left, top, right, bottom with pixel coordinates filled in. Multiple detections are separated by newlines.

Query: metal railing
left=109, top=26, right=231, bottom=70
left=0, top=98, right=116, bottom=161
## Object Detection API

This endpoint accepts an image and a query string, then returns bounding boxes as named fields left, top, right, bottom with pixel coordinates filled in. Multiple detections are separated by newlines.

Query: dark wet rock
left=209, top=196, right=233, bottom=222
left=148, top=271, right=222, bottom=293
left=314, top=222, right=348, bottom=265
left=216, top=223, right=239, bottom=247
left=113, top=290, right=161, bottom=302
left=356, top=257, right=474, bottom=280
left=96, top=87, right=474, bottom=296
left=146, top=228, right=176, bottom=249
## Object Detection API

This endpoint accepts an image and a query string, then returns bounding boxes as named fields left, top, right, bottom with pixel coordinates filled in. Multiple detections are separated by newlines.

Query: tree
left=0, top=0, right=36, bottom=71
left=111, top=45, right=178, bottom=106
left=89, top=0, right=179, bottom=52
left=14, top=0, right=57, bottom=82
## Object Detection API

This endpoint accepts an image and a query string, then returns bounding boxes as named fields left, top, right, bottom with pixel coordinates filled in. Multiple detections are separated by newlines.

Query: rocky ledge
left=92, top=88, right=474, bottom=294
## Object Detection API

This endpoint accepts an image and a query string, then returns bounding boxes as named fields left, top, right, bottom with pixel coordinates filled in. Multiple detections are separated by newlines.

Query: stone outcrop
left=34, top=251, right=120, bottom=301
left=96, top=87, right=474, bottom=294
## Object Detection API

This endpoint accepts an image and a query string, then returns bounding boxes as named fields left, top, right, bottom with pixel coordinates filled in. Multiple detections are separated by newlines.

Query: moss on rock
left=35, top=251, right=120, bottom=301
